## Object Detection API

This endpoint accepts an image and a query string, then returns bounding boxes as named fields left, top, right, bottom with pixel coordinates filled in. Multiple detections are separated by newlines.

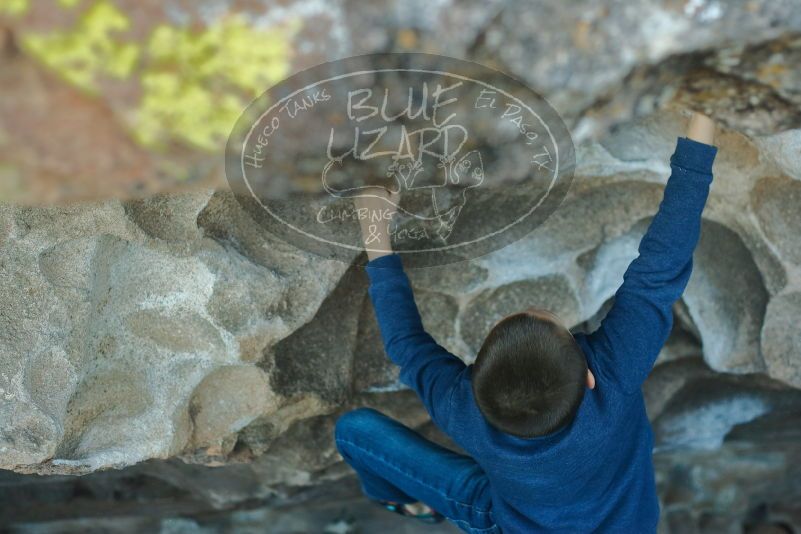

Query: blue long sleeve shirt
left=364, top=137, right=718, bottom=533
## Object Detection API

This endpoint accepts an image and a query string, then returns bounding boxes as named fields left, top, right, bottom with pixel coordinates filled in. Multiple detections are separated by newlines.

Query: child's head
left=471, top=309, right=594, bottom=439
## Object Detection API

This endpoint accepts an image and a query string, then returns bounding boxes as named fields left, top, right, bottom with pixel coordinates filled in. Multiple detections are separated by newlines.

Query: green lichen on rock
left=21, top=0, right=139, bottom=90
left=17, top=1, right=299, bottom=152
left=0, top=0, right=29, bottom=16
left=137, top=16, right=299, bottom=150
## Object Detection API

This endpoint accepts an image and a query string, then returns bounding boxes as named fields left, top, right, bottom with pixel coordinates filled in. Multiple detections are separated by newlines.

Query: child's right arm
left=583, top=113, right=718, bottom=394
left=354, top=188, right=466, bottom=430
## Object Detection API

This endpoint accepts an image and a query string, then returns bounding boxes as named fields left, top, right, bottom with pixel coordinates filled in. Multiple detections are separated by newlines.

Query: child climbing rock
left=335, top=112, right=718, bottom=533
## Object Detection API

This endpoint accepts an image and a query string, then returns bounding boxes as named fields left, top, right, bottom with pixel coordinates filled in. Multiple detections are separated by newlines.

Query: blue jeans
left=334, top=407, right=501, bottom=534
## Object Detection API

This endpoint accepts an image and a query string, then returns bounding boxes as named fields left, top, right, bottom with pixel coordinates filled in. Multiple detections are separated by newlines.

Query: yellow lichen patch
left=21, top=0, right=139, bottom=90
left=0, top=0, right=29, bottom=16
left=136, top=16, right=299, bottom=151
left=15, top=1, right=300, bottom=153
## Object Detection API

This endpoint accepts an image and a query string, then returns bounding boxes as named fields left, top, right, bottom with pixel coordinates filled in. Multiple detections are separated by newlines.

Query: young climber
left=334, top=112, right=718, bottom=533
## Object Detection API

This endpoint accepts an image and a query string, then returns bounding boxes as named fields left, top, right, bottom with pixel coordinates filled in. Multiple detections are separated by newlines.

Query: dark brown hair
left=471, top=312, right=588, bottom=438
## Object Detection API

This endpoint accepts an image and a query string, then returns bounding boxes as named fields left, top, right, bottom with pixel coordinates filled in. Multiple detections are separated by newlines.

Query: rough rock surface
left=1, top=0, right=801, bottom=533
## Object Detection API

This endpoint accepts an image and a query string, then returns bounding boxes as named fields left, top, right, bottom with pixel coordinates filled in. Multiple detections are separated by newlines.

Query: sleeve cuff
left=365, top=253, right=406, bottom=283
left=670, top=137, right=718, bottom=174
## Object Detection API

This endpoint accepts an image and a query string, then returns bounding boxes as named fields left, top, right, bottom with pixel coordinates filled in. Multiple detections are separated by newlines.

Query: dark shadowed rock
left=684, top=220, right=769, bottom=374
left=761, top=291, right=801, bottom=389
left=269, top=266, right=368, bottom=405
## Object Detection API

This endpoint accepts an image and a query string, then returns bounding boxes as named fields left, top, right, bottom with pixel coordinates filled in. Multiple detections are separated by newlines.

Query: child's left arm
left=355, top=187, right=467, bottom=429
left=582, top=113, right=718, bottom=394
